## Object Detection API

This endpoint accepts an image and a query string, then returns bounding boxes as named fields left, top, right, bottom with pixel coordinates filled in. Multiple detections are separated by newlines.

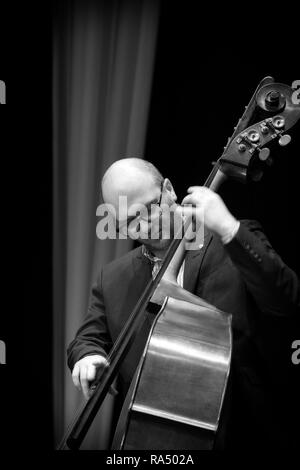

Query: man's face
left=103, top=171, right=178, bottom=252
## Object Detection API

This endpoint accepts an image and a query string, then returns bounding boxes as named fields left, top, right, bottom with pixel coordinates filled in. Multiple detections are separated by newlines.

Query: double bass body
left=114, top=282, right=232, bottom=450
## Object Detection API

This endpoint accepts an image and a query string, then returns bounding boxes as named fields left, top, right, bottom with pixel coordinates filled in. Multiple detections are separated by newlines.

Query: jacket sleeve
left=225, top=220, right=300, bottom=316
left=67, top=268, right=113, bottom=371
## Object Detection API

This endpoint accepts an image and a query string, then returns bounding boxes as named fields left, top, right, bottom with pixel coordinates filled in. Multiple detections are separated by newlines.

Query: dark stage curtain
left=53, top=0, right=159, bottom=449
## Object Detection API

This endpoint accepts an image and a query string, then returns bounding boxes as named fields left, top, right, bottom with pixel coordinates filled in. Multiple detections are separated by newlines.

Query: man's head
left=101, top=158, right=177, bottom=253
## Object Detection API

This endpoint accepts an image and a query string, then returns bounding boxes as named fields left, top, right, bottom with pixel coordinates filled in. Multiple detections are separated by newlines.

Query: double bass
left=58, top=77, right=300, bottom=450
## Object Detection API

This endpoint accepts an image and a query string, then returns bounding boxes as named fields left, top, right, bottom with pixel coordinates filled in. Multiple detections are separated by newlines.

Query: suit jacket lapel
left=132, top=246, right=153, bottom=294
left=183, top=228, right=213, bottom=293
left=131, top=231, right=213, bottom=298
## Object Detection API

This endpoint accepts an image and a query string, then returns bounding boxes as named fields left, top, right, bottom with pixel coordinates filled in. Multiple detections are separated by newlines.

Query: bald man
left=67, top=158, right=299, bottom=449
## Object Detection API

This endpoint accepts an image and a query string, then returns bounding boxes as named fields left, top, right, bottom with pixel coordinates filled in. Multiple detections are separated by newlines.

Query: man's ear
left=164, top=178, right=177, bottom=202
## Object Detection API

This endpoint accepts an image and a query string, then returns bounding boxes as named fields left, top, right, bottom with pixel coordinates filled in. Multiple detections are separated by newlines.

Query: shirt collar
left=142, top=244, right=162, bottom=264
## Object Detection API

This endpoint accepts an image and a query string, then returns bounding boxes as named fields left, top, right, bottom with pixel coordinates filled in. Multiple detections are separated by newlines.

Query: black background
left=146, top=5, right=300, bottom=450
left=0, top=0, right=299, bottom=454
left=0, top=1, right=52, bottom=452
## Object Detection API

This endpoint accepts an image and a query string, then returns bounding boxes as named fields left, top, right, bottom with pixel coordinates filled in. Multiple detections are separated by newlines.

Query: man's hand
left=72, top=354, right=109, bottom=400
left=181, top=186, right=239, bottom=241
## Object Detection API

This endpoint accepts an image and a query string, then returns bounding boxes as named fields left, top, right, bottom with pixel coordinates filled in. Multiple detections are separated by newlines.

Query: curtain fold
left=53, top=0, right=159, bottom=449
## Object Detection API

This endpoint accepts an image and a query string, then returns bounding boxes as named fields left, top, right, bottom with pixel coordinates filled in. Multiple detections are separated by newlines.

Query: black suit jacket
left=67, top=220, right=299, bottom=448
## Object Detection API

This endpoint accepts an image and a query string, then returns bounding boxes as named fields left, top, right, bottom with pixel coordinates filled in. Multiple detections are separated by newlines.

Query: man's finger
left=187, top=186, right=204, bottom=193
left=72, top=363, right=81, bottom=390
left=92, top=356, right=109, bottom=368
left=187, top=186, right=197, bottom=193
left=181, top=195, right=195, bottom=206
left=80, top=366, right=90, bottom=400
left=87, top=364, right=97, bottom=382
left=181, top=205, right=194, bottom=216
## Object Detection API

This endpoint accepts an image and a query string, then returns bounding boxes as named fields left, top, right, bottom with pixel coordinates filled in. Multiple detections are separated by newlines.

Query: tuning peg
left=258, top=148, right=270, bottom=161
left=278, top=134, right=291, bottom=146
